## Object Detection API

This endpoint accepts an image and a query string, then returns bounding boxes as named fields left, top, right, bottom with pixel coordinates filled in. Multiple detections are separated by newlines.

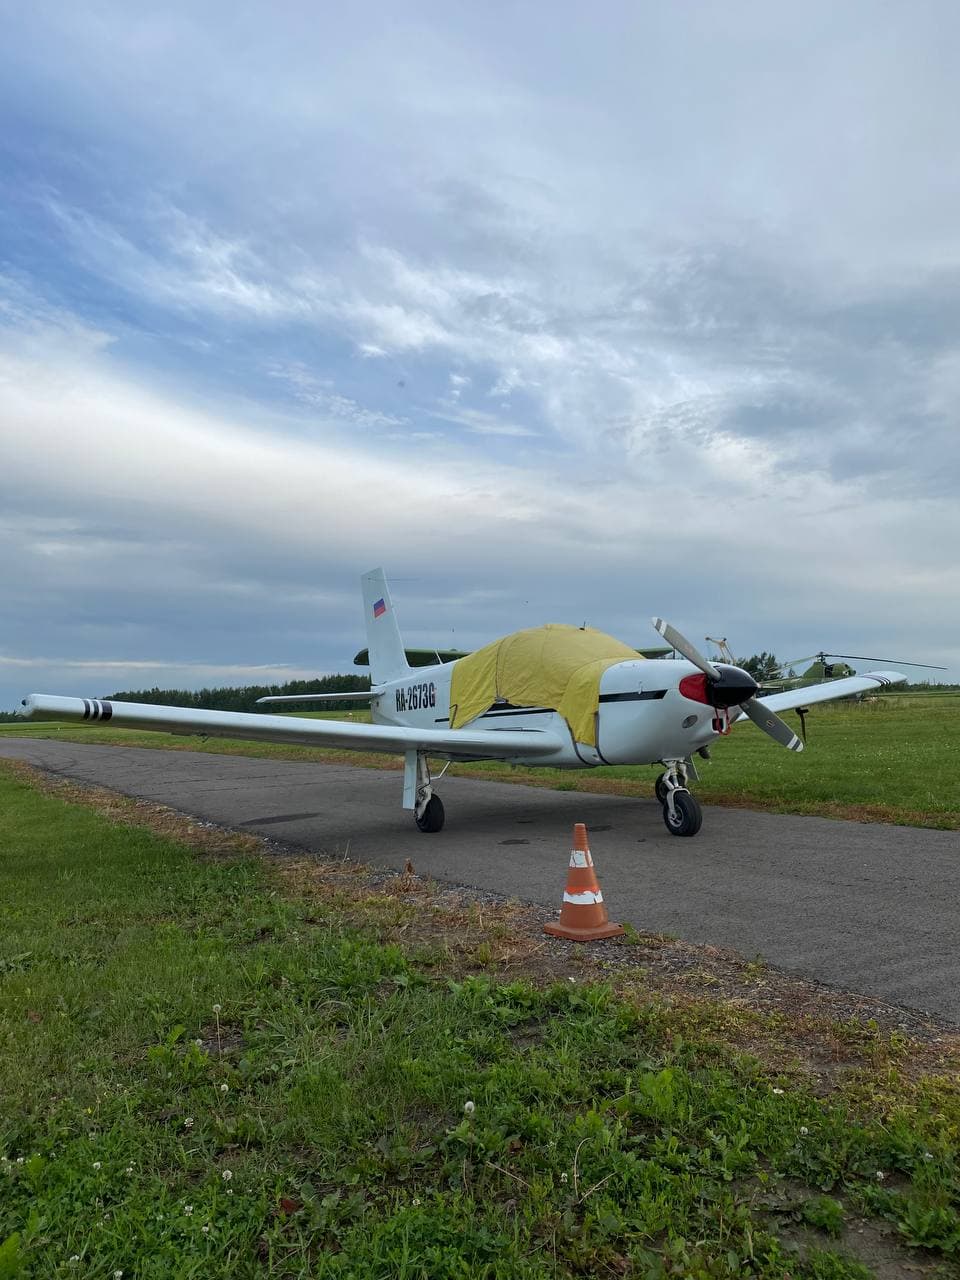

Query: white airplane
left=18, top=569, right=907, bottom=838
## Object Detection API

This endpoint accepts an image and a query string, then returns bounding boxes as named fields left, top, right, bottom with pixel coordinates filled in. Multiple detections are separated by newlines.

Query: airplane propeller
left=652, top=617, right=804, bottom=753
left=650, top=617, right=720, bottom=679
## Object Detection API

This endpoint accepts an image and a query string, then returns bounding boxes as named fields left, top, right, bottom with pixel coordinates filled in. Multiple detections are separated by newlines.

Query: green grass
left=4, top=693, right=959, bottom=828
left=2, top=764, right=960, bottom=1277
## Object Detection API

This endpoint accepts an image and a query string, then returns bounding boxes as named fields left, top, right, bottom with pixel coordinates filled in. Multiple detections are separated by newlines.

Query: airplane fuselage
left=372, top=656, right=727, bottom=768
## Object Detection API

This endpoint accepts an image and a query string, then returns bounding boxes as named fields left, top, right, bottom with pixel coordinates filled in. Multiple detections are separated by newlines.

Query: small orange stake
left=543, top=823, right=625, bottom=942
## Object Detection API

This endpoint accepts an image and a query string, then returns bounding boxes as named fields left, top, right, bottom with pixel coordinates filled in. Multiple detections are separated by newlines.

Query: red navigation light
left=679, top=673, right=710, bottom=704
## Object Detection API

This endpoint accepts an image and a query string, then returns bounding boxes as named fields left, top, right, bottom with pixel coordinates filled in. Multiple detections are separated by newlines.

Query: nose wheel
left=657, top=762, right=703, bottom=837
left=662, top=789, right=702, bottom=836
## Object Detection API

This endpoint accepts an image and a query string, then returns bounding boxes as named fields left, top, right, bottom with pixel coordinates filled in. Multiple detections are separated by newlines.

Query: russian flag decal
left=373, top=597, right=386, bottom=618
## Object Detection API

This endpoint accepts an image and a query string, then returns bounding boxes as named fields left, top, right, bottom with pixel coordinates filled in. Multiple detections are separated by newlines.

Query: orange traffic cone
left=543, top=823, right=624, bottom=941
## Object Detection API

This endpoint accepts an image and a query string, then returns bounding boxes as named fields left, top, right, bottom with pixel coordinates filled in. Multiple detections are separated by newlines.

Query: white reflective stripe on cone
left=563, top=889, right=603, bottom=905
left=569, top=851, right=593, bottom=868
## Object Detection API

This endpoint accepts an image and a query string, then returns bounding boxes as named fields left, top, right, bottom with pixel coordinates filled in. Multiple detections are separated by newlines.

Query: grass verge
left=1, top=759, right=959, bottom=1278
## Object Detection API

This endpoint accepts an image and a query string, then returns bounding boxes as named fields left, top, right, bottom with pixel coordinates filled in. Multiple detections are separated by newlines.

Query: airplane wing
left=743, top=670, right=906, bottom=715
left=17, top=695, right=563, bottom=761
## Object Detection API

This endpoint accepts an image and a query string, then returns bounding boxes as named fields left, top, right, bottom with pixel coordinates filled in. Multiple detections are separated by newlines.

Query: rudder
left=360, top=568, right=410, bottom=684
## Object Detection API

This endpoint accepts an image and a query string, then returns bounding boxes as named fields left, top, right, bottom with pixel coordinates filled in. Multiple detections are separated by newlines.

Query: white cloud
left=267, top=362, right=408, bottom=430
left=427, top=405, right=539, bottom=438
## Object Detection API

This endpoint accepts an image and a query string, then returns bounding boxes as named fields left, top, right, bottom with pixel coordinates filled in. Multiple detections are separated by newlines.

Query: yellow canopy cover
left=449, top=624, right=640, bottom=747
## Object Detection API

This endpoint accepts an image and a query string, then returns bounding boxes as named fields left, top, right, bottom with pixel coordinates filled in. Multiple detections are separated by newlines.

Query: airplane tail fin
left=360, top=569, right=410, bottom=684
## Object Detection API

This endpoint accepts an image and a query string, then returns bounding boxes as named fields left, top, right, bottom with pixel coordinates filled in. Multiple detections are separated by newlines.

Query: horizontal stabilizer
left=354, top=646, right=468, bottom=668
left=256, top=690, right=380, bottom=705
left=353, top=645, right=674, bottom=667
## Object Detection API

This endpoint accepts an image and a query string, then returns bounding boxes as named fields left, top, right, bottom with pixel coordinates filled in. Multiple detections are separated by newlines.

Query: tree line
left=104, top=674, right=371, bottom=713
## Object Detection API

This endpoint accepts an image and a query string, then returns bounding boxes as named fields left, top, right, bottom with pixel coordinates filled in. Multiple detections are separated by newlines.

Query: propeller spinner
left=652, top=617, right=803, bottom=752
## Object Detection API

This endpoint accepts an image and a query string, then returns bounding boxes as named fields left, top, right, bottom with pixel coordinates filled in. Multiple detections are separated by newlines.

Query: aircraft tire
left=416, top=795, right=445, bottom=833
left=662, top=790, right=702, bottom=837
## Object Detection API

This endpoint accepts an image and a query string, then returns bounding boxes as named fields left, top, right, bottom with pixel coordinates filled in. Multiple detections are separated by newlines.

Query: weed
left=802, top=1194, right=846, bottom=1237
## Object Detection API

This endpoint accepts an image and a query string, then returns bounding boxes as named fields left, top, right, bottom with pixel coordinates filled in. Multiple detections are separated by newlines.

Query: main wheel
left=662, top=790, right=702, bottom=837
left=415, top=794, right=445, bottom=833
left=655, top=772, right=670, bottom=805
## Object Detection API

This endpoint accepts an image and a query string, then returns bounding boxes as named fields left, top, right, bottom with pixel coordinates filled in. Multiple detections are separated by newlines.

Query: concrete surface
left=2, top=737, right=958, bottom=1023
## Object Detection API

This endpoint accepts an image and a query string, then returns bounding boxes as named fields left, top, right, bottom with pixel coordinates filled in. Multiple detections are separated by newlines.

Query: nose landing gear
left=655, top=760, right=703, bottom=837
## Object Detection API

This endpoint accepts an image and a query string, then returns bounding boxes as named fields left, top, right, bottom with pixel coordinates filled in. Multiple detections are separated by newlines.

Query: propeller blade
left=651, top=618, right=720, bottom=679
left=740, top=697, right=804, bottom=752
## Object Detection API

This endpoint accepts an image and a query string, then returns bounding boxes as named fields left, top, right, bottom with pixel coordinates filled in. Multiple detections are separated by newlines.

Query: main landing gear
left=405, top=750, right=446, bottom=834
left=416, top=795, right=445, bottom=833
left=655, top=761, right=703, bottom=837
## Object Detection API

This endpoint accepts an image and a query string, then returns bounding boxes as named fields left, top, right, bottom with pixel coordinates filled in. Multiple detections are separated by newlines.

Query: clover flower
left=92, top=1161, right=101, bottom=1170
left=222, top=1169, right=233, bottom=1182
left=799, top=1126, right=809, bottom=1136
left=463, top=1101, right=475, bottom=1115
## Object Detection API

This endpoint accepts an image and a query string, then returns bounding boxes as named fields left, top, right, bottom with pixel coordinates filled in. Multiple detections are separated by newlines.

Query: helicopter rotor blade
left=815, top=653, right=947, bottom=670
left=780, top=655, right=819, bottom=672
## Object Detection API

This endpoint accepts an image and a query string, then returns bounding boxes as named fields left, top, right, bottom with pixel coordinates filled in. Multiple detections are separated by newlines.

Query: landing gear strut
left=404, top=750, right=446, bottom=834
left=656, top=760, right=703, bottom=837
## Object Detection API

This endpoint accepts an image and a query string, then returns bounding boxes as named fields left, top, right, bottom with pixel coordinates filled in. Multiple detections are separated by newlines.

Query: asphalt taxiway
left=2, top=738, right=957, bottom=1023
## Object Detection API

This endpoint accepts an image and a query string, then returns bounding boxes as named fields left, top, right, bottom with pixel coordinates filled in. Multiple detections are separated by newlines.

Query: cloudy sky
left=2, top=1, right=958, bottom=710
